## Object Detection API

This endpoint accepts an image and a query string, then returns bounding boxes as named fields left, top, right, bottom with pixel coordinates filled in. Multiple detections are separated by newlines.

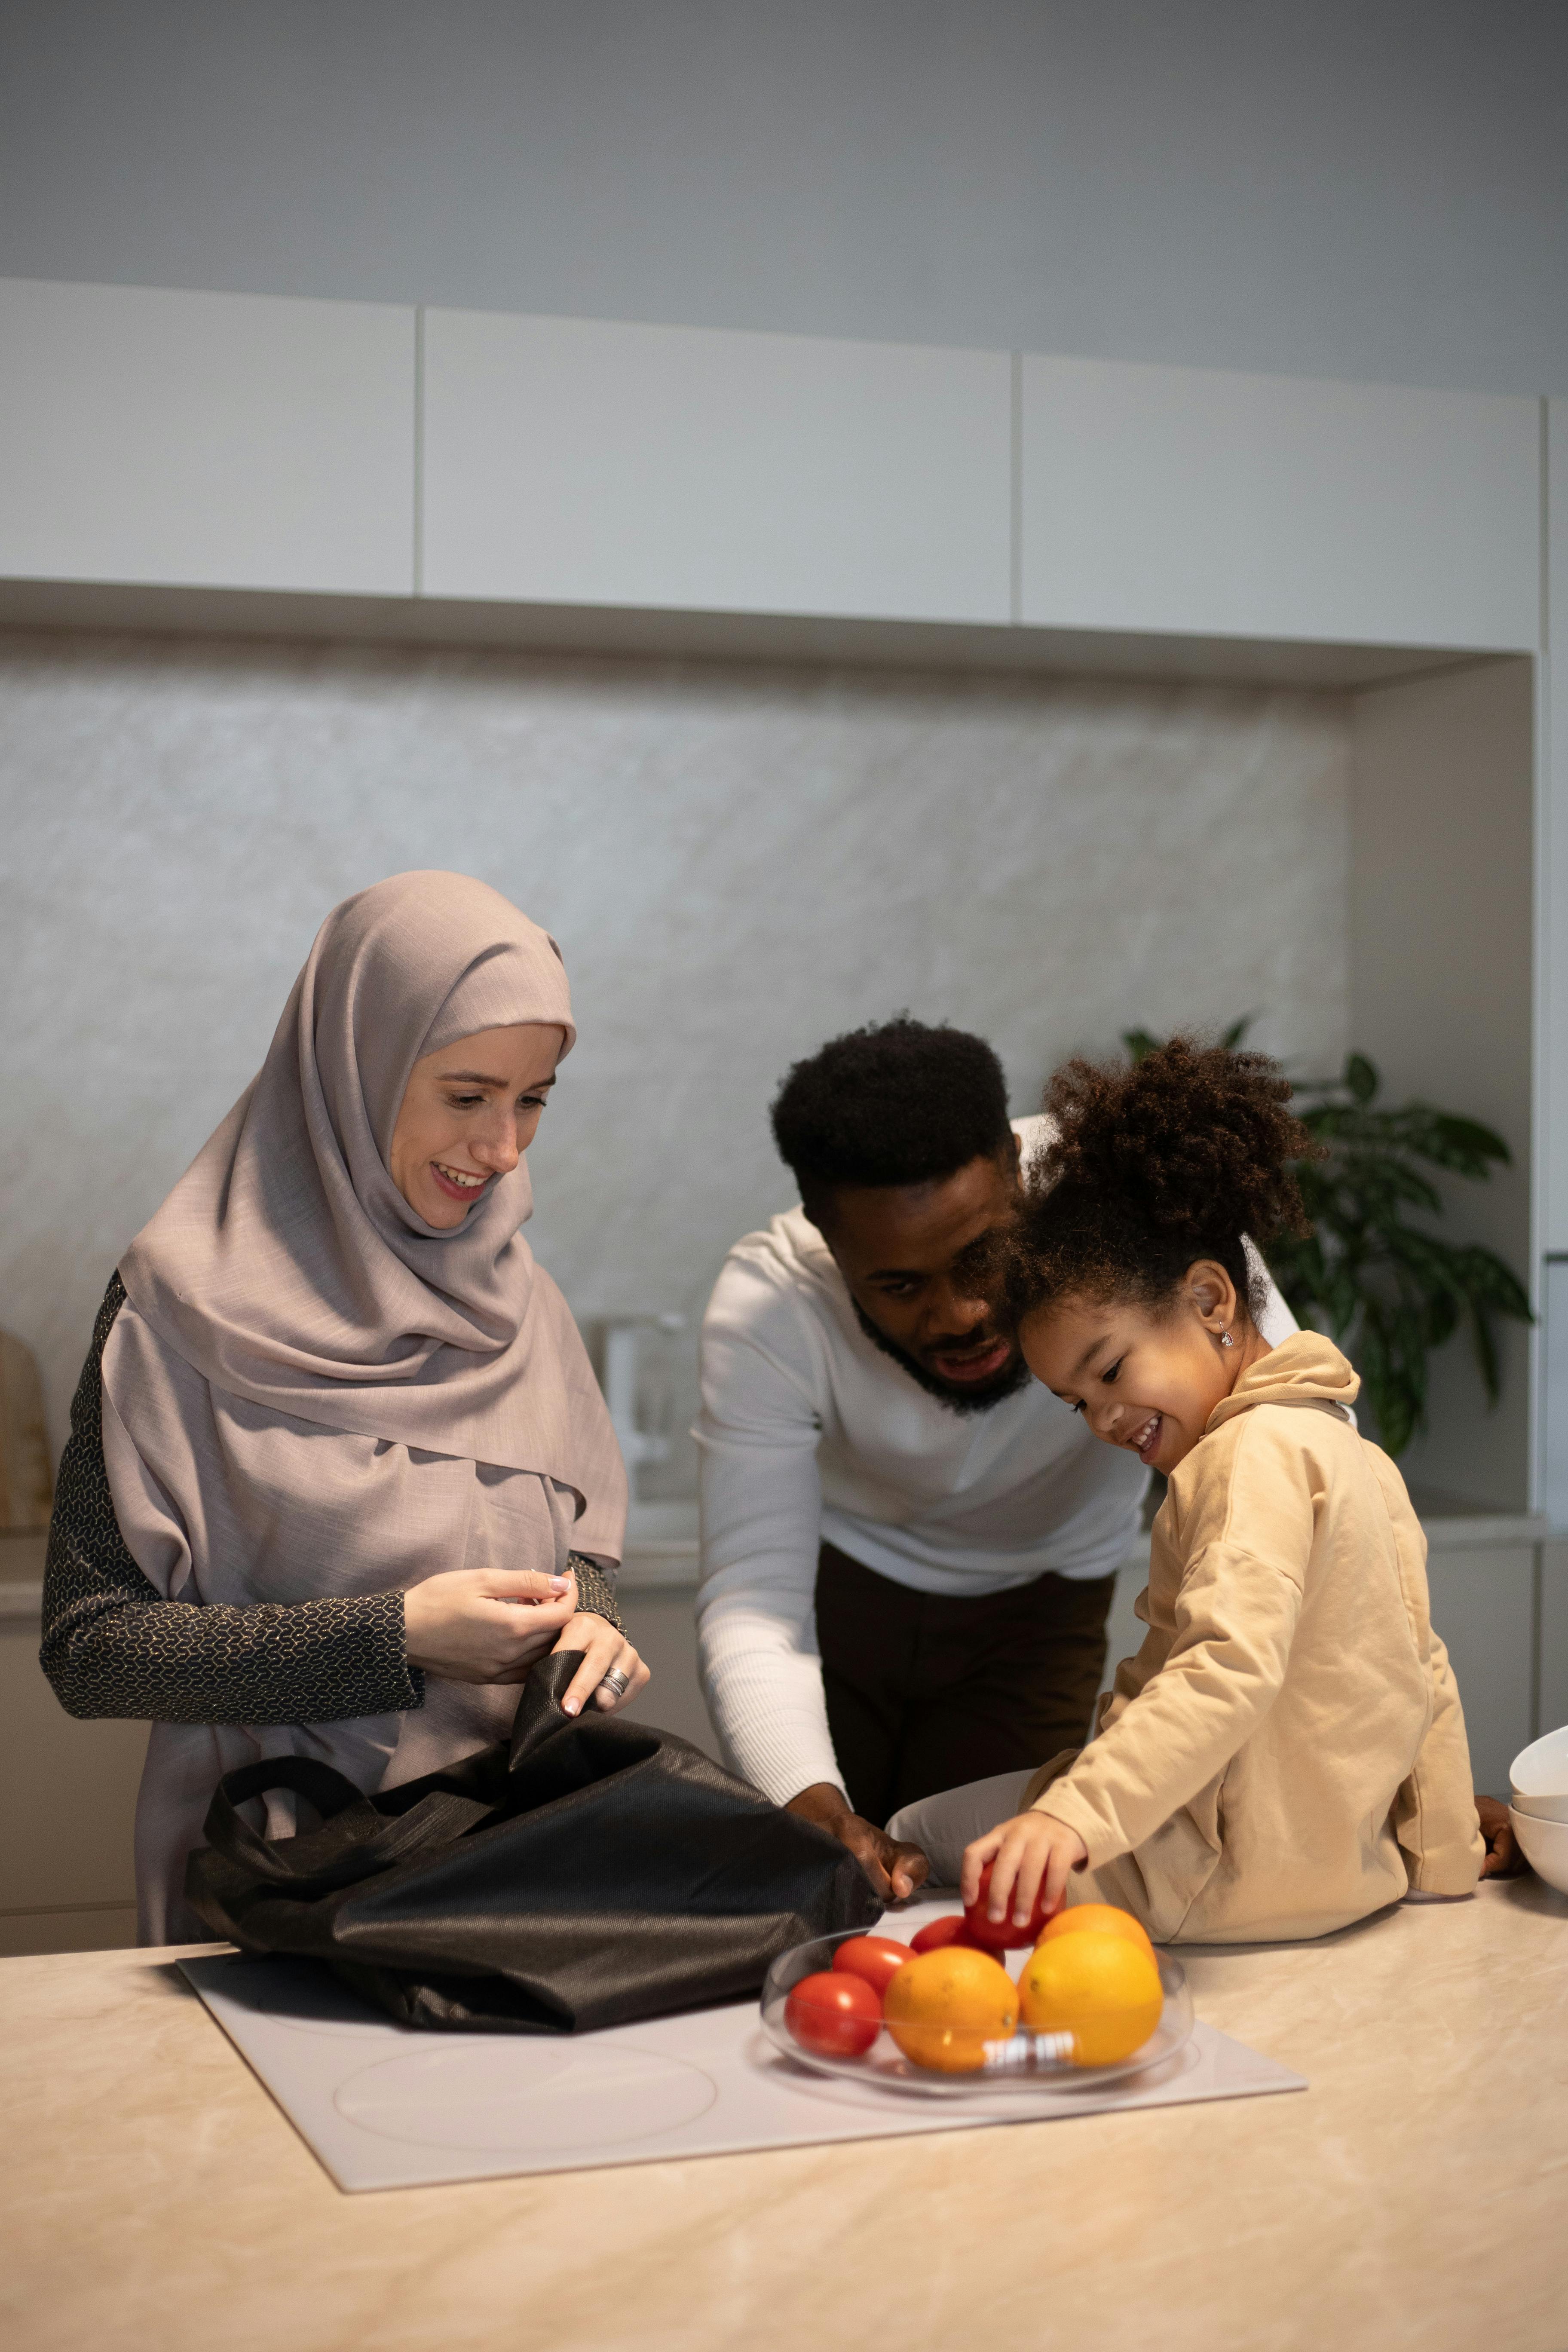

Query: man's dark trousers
left=814, top=1539, right=1116, bottom=1828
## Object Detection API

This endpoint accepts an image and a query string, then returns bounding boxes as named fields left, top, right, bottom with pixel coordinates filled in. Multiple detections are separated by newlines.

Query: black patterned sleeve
left=40, top=1276, right=425, bottom=1726
left=567, top=1553, right=624, bottom=1633
left=41, top=1280, right=628, bottom=1726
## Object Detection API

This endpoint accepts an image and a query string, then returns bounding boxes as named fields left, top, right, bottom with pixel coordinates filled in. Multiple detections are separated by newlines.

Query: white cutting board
left=181, top=1901, right=1305, bottom=2193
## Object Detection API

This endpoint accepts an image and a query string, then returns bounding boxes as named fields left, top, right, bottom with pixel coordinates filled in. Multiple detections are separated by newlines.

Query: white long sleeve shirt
left=695, top=1117, right=1299, bottom=1807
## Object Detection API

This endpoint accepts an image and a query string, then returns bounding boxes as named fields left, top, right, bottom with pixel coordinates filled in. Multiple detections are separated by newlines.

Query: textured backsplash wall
left=0, top=630, right=1351, bottom=1482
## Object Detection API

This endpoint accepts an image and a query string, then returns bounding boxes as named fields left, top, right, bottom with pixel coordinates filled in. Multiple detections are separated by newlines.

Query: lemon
left=1035, top=1902, right=1155, bottom=1962
left=1019, top=1932, right=1163, bottom=2067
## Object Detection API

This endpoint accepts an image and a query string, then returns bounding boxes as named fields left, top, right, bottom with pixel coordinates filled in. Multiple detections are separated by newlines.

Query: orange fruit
left=1019, top=1932, right=1163, bottom=2067
left=882, top=1944, right=1019, bottom=2074
left=1035, top=1902, right=1155, bottom=1962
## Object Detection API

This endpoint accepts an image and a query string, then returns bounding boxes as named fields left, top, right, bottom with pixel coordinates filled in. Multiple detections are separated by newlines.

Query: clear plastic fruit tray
left=760, top=1926, right=1192, bottom=2098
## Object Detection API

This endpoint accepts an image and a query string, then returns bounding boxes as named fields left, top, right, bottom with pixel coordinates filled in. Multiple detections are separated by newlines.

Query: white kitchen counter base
left=181, top=1899, right=1303, bottom=2192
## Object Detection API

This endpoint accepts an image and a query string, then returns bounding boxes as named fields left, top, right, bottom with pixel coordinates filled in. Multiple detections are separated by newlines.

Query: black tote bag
left=185, top=1652, right=882, bottom=2032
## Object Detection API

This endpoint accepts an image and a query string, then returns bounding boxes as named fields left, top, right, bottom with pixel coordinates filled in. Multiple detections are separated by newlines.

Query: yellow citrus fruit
left=1035, top=1902, right=1155, bottom=1962
left=882, top=1944, right=1020, bottom=2074
left=1019, top=1932, right=1163, bottom=2067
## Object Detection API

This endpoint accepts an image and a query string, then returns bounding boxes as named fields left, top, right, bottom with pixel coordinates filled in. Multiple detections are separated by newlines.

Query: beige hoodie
left=1027, top=1331, right=1483, bottom=1942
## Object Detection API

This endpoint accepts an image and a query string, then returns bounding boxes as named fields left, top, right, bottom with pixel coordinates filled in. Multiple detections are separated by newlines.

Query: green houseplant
left=1121, top=1026, right=1532, bottom=1457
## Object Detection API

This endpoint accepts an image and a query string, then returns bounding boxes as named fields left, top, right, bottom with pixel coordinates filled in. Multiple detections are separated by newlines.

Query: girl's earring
left=1220, top=1330, right=1235, bottom=1349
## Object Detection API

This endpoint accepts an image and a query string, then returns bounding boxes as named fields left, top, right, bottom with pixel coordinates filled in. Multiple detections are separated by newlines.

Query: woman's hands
left=962, top=1809, right=1089, bottom=1930
left=550, top=1612, right=651, bottom=1719
left=403, top=1565, right=576, bottom=1682
left=401, top=1566, right=648, bottom=1715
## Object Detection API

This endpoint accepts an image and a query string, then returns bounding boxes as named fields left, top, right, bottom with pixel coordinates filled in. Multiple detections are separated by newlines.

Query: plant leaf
left=1344, top=1052, right=1379, bottom=1104
left=1469, top=1299, right=1502, bottom=1404
left=1392, top=1107, right=1513, bottom=1178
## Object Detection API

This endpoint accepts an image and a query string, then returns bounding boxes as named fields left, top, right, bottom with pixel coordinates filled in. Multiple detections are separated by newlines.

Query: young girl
left=948, top=1038, right=1483, bottom=1944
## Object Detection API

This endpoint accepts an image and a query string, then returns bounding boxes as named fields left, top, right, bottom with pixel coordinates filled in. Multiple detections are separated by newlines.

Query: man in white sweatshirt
left=694, top=1017, right=1300, bottom=1899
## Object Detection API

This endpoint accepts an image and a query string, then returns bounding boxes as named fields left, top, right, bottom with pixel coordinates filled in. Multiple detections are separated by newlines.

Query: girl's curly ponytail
left=1006, top=1036, right=1320, bottom=1324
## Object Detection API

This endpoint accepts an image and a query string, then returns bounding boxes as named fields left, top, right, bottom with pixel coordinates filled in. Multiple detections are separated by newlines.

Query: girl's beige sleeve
left=1037, top=1417, right=1311, bottom=1869
left=1392, top=1629, right=1485, bottom=1892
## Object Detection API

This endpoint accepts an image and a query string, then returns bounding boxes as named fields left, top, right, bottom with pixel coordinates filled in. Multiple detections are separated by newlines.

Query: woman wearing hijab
left=41, top=870, right=644, bottom=1945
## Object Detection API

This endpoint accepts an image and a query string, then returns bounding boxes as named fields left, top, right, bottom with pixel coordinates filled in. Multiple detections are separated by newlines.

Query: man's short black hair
left=770, top=1016, right=1013, bottom=1216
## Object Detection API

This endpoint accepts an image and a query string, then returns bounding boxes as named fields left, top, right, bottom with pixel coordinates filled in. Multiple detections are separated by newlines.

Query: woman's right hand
left=402, top=1568, right=578, bottom=1684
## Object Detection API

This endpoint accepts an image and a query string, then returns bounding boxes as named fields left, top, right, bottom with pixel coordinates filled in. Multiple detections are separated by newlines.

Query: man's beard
left=851, top=1299, right=1034, bottom=1416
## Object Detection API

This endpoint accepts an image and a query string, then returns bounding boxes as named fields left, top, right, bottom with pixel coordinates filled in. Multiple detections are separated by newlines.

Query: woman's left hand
left=551, top=1611, right=651, bottom=1718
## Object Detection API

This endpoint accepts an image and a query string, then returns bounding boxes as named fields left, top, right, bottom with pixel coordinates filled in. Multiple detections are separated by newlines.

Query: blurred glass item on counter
left=598, top=1313, right=686, bottom=1502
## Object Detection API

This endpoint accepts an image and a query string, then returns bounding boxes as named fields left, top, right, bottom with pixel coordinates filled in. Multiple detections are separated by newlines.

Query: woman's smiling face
left=388, top=1023, right=566, bottom=1229
left=1018, top=1261, right=1260, bottom=1474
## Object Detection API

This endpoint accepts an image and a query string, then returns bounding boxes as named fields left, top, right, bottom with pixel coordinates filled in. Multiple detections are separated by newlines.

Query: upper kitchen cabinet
left=420, top=311, right=1012, bottom=623
left=0, top=279, right=415, bottom=595
left=1020, top=355, right=1540, bottom=652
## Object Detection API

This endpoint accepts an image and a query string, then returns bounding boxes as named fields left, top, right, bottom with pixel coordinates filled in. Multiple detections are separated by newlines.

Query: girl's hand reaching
left=962, top=1810, right=1089, bottom=1931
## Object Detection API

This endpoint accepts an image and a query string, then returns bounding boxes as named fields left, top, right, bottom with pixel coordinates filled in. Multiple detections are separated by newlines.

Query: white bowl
left=1510, top=1788, right=1568, bottom=1825
left=1510, top=1724, right=1568, bottom=1804
left=1509, top=1807, right=1568, bottom=1896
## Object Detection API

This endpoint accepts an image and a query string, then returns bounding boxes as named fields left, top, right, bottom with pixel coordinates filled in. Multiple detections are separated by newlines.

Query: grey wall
left=1, top=2, right=1565, bottom=396
left=0, top=629, right=1350, bottom=1475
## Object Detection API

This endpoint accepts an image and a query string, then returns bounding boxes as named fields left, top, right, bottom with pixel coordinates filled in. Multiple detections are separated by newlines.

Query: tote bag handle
left=199, top=1756, right=493, bottom=1890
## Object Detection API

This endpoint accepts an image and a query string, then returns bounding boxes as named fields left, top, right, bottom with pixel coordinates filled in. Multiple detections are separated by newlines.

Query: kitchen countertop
left=3, top=1880, right=1565, bottom=2352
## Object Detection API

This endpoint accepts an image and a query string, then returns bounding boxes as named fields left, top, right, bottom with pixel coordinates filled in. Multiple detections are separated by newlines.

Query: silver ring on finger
left=596, top=1666, right=631, bottom=1701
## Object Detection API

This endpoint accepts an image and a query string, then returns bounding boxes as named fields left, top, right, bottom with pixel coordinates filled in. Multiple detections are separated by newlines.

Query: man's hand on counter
left=786, top=1783, right=930, bottom=1902
left=1476, top=1792, right=1526, bottom=1877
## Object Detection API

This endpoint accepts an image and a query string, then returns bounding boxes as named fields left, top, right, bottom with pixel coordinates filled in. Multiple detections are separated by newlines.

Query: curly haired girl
left=925, top=1037, right=1484, bottom=1943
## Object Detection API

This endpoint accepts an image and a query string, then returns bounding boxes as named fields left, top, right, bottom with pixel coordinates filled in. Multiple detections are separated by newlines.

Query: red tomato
left=963, top=1861, right=1050, bottom=1952
left=784, top=1969, right=882, bottom=2057
left=910, top=1913, right=982, bottom=1955
left=831, top=1935, right=910, bottom=1999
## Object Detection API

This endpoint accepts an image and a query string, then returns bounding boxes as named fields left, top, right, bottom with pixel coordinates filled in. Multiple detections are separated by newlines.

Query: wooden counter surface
left=3, top=1879, right=1566, bottom=2352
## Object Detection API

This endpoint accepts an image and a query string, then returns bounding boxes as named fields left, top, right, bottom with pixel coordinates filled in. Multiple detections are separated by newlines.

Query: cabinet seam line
left=413, top=306, right=425, bottom=598
left=1009, top=351, right=1023, bottom=626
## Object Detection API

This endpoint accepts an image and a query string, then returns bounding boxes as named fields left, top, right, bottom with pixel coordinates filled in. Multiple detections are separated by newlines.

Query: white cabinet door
left=1544, top=399, right=1568, bottom=1256
left=421, top=311, right=1011, bottom=624
left=1424, top=1544, right=1536, bottom=1796
left=1544, top=1262, right=1568, bottom=1526
left=0, top=279, right=415, bottom=594
left=1541, top=1540, right=1568, bottom=1738
left=1020, top=355, right=1540, bottom=651
left=0, top=1614, right=146, bottom=1948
